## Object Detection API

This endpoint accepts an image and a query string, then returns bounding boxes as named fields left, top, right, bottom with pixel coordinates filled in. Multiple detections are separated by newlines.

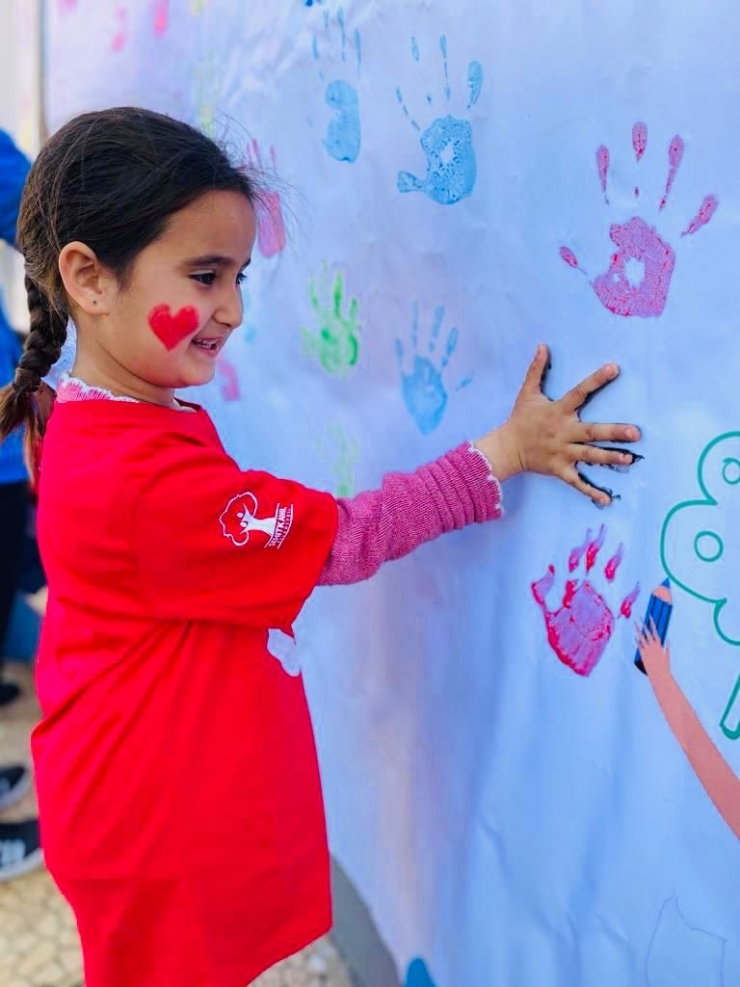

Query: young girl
left=0, top=107, right=640, bottom=987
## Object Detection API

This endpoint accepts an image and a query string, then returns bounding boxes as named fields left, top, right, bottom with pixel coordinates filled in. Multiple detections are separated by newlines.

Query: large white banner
left=46, top=3, right=739, bottom=985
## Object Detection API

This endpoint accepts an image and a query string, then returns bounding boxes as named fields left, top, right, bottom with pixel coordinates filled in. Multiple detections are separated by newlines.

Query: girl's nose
left=216, top=288, right=244, bottom=330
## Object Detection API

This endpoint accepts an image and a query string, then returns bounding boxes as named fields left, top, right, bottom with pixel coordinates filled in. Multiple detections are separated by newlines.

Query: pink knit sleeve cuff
left=318, top=442, right=503, bottom=586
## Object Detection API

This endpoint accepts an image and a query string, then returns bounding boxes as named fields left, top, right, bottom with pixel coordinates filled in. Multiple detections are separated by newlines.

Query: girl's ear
left=58, top=241, right=118, bottom=316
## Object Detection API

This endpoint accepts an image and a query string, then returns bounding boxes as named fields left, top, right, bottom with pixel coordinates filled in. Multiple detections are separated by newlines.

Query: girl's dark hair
left=0, top=106, right=259, bottom=470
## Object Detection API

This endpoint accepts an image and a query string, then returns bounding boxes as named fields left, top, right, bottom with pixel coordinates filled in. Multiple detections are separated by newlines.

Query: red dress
left=31, top=398, right=338, bottom=986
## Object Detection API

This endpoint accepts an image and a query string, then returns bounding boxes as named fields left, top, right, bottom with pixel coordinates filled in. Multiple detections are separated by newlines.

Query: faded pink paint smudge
left=244, top=141, right=286, bottom=259
left=216, top=357, right=240, bottom=401
left=256, top=191, right=287, bottom=258
left=560, top=123, right=718, bottom=318
left=531, top=527, right=640, bottom=677
left=58, top=0, right=77, bottom=11
left=111, top=6, right=128, bottom=51
left=154, top=0, right=169, bottom=34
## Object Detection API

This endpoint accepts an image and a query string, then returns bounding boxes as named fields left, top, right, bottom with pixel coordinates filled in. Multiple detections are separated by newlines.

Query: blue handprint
left=396, top=35, right=484, bottom=205
left=406, top=958, right=436, bottom=987
left=396, top=303, right=471, bottom=435
left=311, top=7, right=362, bottom=163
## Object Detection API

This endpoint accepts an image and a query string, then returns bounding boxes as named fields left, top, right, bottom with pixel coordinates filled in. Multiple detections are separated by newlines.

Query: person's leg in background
left=0, top=763, right=42, bottom=881
left=0, top=479, right=30, bottom=705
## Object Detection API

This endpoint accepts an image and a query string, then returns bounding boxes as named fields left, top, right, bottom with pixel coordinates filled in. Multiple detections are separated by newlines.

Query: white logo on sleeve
left=220, top=491, right=294, bottom=549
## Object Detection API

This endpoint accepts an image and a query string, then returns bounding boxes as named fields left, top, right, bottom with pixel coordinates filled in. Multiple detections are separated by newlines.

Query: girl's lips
left=191, top=337, right=223, bottom=356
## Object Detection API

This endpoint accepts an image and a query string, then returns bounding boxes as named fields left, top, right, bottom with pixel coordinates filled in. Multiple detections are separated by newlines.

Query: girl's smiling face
left=62, top=189, right=257, bottom=407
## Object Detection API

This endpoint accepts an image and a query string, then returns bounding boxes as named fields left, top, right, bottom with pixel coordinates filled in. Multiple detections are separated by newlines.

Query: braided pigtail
left=0, top=274, right=68, bottom=477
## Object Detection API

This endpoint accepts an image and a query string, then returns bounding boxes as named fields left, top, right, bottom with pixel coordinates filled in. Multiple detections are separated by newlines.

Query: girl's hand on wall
left=473, top=344, right=640, bottom=505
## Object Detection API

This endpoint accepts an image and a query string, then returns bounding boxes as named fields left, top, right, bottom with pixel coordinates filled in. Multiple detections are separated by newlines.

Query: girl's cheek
left=148, top=304, right=200, bottom=350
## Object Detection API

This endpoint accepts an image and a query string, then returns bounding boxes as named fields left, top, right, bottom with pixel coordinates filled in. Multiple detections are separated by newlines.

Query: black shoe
left=0, top=818, right=42, bottom=881
left=0, top=681, right=21, bottom=707
left=0, top=764, right=31, bottom=811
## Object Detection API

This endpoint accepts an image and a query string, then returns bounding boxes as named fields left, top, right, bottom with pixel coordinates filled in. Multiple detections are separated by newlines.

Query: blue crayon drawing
left=406, top=958, right=436, bottom=987
left=396, top=35, right=484, bottom=204
left=311, top=7, right=362, bottom=163
left=396, top=302, right=472, bottom=435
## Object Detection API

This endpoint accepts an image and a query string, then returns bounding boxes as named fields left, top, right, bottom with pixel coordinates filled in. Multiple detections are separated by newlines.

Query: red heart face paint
left=148, top=304, right=200, bottom=350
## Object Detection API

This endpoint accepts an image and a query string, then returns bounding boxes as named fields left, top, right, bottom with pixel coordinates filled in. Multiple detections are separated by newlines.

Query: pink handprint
left=532, top=526, right=640, bottom=676
left=216, top=356, right=240, bottom=402
left=561, top=122, right=718, bottom=318
left=244, top=141, right=286, bottom=259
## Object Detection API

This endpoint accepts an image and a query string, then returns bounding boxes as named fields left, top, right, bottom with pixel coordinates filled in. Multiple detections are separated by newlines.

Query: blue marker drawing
left=396, top=35, right=484, bottom=205
left=396, top=302, right=472, bottom=435
left=311, top=7, right=362, bottom=163
left=406, top=958, right=436, bottom=987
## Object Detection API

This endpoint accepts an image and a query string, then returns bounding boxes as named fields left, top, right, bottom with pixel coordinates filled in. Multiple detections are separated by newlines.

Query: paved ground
left=0, top=662, right=353, bottom=987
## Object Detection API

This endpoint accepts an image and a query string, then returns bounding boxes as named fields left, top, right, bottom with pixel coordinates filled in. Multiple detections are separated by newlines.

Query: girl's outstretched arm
left=320, top=345, right=640, bottom=585
left=319, top=441, right=500, bottom=585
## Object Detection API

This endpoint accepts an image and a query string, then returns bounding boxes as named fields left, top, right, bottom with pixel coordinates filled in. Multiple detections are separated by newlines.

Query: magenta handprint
left=244, top=141, right=286, bottom=259
left=561, top=122, right=718, bottom=318
left=532, top=526, right=640, bottom=676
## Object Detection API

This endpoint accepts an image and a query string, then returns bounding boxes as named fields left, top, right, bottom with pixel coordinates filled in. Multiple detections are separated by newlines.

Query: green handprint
left=315, top=423, right=358, bottom=497
left=303, top=269, right=361, bottom=376
left=332, top=426, right=357, bottom=497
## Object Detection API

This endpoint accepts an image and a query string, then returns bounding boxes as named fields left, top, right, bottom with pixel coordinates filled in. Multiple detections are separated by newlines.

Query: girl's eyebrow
left=185, top=254, right=252, bottom=268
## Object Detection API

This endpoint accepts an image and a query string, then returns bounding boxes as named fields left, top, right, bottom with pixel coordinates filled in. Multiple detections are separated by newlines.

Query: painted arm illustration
left=636, top=623, right=740, bottom=839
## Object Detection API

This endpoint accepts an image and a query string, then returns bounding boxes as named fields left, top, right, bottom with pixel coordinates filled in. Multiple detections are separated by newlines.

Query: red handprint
left=532, top=526, right=640, bottom=676
left=560, top=122, right=718, bottom=318
left=244, top=141, right=286, bottom=259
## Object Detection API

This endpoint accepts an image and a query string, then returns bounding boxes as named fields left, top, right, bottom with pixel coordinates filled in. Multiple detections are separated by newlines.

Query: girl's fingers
left=560, top=363, right=619, bottom=412
left=519, top=344, right=550, bottom=395
left=571, top=421, right=641, bottom=444
left=563, top=466, right=613, bottom=506
left=572, top=444, right=635, bottom=468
